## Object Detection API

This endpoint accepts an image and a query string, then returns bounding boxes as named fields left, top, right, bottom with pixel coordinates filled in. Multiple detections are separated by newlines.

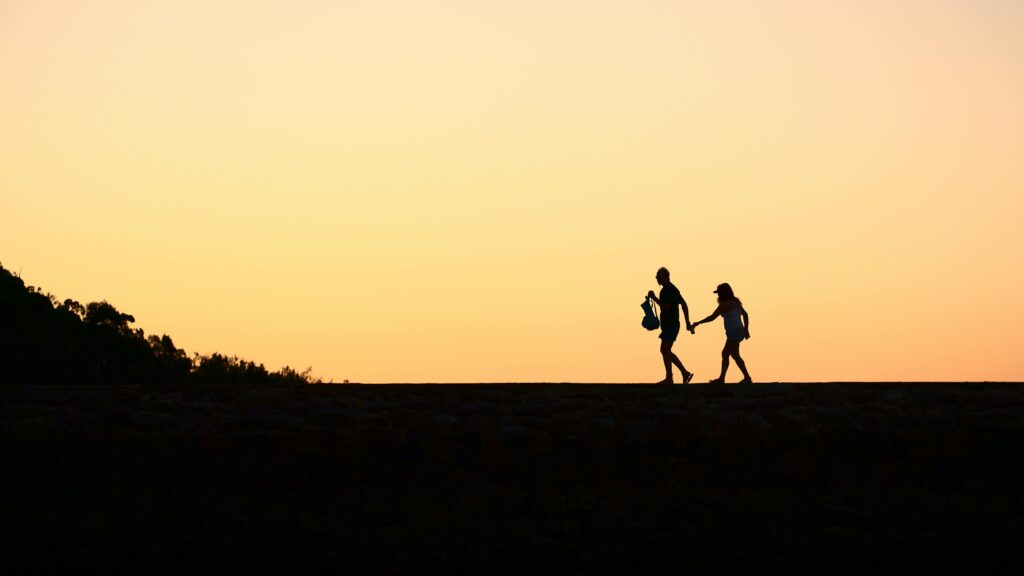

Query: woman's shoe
left=683, top=371, right=695, bottom=385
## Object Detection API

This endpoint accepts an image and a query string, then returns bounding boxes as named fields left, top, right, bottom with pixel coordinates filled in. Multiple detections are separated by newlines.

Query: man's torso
left=660, top=283, right=681, bottom=325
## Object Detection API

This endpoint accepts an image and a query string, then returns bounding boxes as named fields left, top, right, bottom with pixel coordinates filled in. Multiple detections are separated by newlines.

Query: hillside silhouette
left=0, top=263, right=318, bottom=385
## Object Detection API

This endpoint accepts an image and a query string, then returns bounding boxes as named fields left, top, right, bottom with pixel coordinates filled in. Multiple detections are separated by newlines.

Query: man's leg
left=661, top=340, right=692, bottom=383
left=669, top=350, right=691, bottom=382
left=660, top=340, right=674, bottom=381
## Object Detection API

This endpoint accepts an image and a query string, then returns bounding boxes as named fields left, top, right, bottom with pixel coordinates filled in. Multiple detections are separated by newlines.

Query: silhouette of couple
left=647, top=267, right=752, bottom=384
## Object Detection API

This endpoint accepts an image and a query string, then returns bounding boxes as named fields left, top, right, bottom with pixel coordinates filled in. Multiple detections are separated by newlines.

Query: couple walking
left=647, top=267, right=752, bottom=384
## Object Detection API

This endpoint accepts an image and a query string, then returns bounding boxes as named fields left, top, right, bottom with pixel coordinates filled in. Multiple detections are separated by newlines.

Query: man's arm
left=681, top=298, right=692, bottom=329
left=647, top=290, right=661, bottom=305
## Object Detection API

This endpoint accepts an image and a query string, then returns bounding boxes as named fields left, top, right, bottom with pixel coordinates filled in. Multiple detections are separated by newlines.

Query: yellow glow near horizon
left=2, top=0, right=1022, bottom=382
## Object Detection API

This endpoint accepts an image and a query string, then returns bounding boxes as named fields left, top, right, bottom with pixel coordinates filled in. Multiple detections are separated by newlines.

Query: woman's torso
left=721, top=299, right=743, bottom=330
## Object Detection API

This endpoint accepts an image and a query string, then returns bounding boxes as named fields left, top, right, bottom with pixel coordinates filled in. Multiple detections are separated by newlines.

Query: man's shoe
left=657, top=377, right=674, bottom=385
left=683, top=371, right=695, bottom=385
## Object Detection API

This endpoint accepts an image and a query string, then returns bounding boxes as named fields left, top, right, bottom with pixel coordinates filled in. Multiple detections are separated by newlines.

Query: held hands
left=687, top=321, right=697, bottom=334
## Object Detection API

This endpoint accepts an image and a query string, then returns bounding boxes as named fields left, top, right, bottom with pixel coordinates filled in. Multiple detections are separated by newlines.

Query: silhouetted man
left=647, top=267, right=694, bottom=384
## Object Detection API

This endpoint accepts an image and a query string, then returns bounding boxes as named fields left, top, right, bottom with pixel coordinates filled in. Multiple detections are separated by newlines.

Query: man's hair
left=657, top=267, right=670, bottom=277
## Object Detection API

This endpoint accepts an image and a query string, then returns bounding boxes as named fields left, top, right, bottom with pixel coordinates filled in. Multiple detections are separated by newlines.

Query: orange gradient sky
left=2, top=0, right=1022, bottom=382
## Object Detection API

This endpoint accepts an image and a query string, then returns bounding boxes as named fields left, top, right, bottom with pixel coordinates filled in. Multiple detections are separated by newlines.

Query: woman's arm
left=691, top=305, right=722, bottom=329
left=741, top=307, right=750, bottom=339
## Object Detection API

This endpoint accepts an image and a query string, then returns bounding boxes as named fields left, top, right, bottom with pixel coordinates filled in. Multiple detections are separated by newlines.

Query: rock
left=623, top=419, right=655, bottom=441
left=464, top=414, right=498, bottom=433
left=5, top=382, right=1024, bottom=573
left=350, top=412, right=388, bottom=430
left=8, top=417, right=57, bottom=441
left=430, top=414, right=462, bottom=431
left=543, top=519, right=582, bottom=541
left=736, top=413, right=770, bottom=438
left=459, top=401, right=505, bottom=416
left=256, top=413, right=307, bottom=431
left=394, top=497, right=448, bottom=524
left=769, top=409, right=811, bottom=437
left=308, top=407, right=351, bottom=428
left=508, top=415, right=550, bottom=430
left=450, top=494, right=490, bottom=523
left=881, top=390, right=906, bottom=403
left=389, top=408, right=422, bottom=429
left=808, top=407, right=863, bottom=435
left=589, top=417, right=617, bottom=433
left=131, top=411, right=170, bottom=431
left=550, top=415, right=588, bottom=435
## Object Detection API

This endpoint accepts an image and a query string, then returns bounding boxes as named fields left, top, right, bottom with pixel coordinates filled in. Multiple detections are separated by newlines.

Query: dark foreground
left=3, top=383, right=1024, bottom=573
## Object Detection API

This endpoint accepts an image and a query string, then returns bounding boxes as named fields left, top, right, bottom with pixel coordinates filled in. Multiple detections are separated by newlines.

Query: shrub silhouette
left=0, top=263, right=320, bottom=385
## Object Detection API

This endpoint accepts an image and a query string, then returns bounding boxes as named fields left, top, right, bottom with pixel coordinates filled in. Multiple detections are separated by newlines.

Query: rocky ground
left=3, top=382, right=1024, bottom=573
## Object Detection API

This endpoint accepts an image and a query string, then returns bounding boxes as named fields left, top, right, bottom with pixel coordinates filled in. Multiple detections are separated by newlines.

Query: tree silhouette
left=0, top=263, right=320, bottom=385
left=84, top=301, right=136, bottom=331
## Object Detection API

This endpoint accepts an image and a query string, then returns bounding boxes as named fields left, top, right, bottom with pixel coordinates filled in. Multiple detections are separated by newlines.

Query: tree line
left=0, top=264, right=319, bottom=385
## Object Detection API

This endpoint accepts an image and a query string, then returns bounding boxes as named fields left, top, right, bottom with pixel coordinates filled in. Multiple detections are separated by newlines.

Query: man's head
left=655, top=267, right=670, bottom=286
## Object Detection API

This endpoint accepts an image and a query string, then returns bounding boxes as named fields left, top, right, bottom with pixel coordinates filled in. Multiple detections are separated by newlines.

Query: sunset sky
left=2, top=0, right=1022, bottom=382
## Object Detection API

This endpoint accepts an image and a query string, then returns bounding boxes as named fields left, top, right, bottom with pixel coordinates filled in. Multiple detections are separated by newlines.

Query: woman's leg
left=729, top=341, right=752, bottom=381
left=719, top=341, right=734, bottom=380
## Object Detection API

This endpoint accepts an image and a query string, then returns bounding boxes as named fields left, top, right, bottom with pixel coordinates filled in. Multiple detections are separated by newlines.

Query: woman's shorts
left=660, top=322, right=681, bottom=342
left=726, top=326, right=747, bottom=341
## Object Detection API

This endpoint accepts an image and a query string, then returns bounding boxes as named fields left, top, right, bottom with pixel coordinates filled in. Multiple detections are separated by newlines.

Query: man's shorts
left=659, top=322, right=681, bottom=342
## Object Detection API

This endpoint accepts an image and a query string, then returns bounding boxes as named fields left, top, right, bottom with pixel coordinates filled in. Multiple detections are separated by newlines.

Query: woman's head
left=714, top=282, right=735, bottom=302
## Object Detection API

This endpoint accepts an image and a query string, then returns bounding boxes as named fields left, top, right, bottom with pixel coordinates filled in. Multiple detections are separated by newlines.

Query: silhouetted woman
left=691, top=283, right=753, bottom=384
